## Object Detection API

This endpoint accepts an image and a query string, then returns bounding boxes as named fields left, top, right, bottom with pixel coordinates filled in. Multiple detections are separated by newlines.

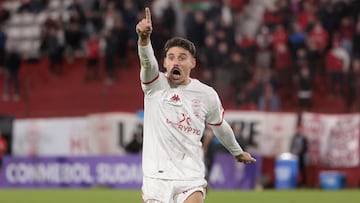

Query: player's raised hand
left=234, top=152, right=257, bottom=164
left=136, top=7, right=152, bottom=42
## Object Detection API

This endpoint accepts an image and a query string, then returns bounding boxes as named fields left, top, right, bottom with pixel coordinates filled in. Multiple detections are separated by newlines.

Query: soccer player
left=136, top=7, right=256, bottom=203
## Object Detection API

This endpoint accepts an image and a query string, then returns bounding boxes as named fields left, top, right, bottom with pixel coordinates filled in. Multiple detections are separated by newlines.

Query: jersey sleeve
left=205, top=88, right=243, bottom=156
left=138, top=43, right=159, bottom=85
left=210, top=121, right=244, bottom=156
left=206, top=89, right=225, bottom=126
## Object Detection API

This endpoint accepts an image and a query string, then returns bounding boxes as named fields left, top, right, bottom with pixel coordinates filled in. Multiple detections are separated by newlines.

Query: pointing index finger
left=145, top=7, right=151, bottom=24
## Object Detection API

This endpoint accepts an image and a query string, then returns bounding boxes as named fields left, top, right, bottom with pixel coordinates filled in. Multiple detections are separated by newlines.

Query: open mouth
left=170, top=67, right=181, bottom=80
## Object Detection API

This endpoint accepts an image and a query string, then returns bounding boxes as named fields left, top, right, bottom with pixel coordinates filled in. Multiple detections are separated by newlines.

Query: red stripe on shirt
left=207, top=110, right=224, bottom=126
left=141, top=73, right=159, bottom=85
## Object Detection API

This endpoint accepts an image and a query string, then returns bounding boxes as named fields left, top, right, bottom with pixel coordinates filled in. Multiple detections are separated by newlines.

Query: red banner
left=302, top=112, right=360, bottom=167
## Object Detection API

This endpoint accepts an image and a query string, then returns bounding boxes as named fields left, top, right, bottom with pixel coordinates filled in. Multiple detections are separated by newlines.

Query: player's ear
left=190, top=57, right=196, bottom=69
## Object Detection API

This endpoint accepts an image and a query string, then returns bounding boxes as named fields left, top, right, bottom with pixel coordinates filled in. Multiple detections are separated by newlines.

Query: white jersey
left=138, top=44, right=225, bottom=180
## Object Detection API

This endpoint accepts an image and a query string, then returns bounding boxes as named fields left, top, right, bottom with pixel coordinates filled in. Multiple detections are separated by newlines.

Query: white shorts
left=142, top=176, right=207, bottom=203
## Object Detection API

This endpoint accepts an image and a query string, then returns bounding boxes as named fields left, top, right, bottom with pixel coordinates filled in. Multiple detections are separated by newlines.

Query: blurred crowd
left=0, top=0, right=360, bottom=113
left=179, top=0, right=360, bottom=113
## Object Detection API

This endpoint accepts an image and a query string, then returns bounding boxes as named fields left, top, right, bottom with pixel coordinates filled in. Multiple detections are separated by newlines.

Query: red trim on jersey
left=141, top=73, right=160, bottom=85
left=207, top=110, right=224, bottom=126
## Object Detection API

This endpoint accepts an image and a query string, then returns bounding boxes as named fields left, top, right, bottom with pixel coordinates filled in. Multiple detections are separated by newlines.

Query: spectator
left=113, top=17, right=129, bottom=68
left=205, top=0, right=222, bottom=22
left=297, top=0, right=317, bottom=31
left=338, top=16, right=355, bottom=58
left=325, top=39, right=350, bottom=98
left=345, top=58, right=360, bottom=112
left=305, top=39, right=322, bottom=76
left=0, top=131, right=7, bottom=171
left=44, top=27, right=63, bottom=76
left=273, top=42, right=292, bottom=87
left=257, top=83, right=281, bottom=111
left=288, top=22, right=306, bottom=60
left=214, top=41, right=230, bottom=87
left=255, top=25, right=272, bottom=70
left=87, top=0, right=107, bottom=32
left=307, top=21, right=329, bottom=55
left=85, top=33, right=100, bottom=82
left=218, top=5, right=237, bottom=47
left=294, top=48, right=308, bottom=69
left=271, top=24, right=288, bottom=49
left=294, top=64, right=313, bottom=111
left=317, top=1, right=337, bottom=35
left=200, top=34, right=219, bottom=85
left=0, top=25, right=6, bottom=69
left=20, top=0, right=47, bottom=13
left=352, top=21, right=360, bottom=58
left=214, top=46, right=234, bottom=101
left=67, top=0, right=86, bottom=25
left=262, top=3, right=286, bottom=30
left=236, top=68, right=265, bottom=108
left=230, top=51, right=251, bottom=105
left=2, top=42, right=21, bottom=102
left=103, top=29, right=116, bottom=85
left=122, top=0, right=139, bottom=47
left=229, top=0, right=247, bottom=14
left=125, top=123, right=143, bottom=154
left=290, top=125, right=308, bottom=187
left=64, top=21, right=84, bottom=63
left=238, top=33, right=257, bottom=61
left=0, top=5, right=10, bottom=24
left=276, top=0, right=292, bottom=28
left=102, top=1, right=119, bottom=31
left=161, top=1, right=176, bottom=36
left=185, top=10, right=206, bottom=49
left=289, top=0, right=301, bottom=14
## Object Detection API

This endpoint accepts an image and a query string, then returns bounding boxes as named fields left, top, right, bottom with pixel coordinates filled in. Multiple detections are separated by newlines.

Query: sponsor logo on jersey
left=166, top=113, right=201, bottom=135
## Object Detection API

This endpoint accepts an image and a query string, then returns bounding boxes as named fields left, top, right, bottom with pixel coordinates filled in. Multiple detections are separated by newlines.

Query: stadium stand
left=0, top=0, right=356, bottom=118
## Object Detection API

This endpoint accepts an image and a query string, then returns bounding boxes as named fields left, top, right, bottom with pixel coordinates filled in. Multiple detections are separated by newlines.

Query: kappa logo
left=171, top=94, right=180, bottom=102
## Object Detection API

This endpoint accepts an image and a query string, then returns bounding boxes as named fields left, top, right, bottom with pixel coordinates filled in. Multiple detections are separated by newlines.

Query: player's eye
left=179, top=55, right=186, bottom=61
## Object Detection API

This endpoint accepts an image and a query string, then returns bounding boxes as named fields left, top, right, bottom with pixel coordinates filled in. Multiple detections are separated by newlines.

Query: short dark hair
left=164, top=37, right=196, bottom=57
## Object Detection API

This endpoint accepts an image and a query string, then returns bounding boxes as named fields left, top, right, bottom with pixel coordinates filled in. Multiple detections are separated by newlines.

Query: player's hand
left=136, top=7, right=152, bottom=40
left=234, top=152, right=256, bottom=164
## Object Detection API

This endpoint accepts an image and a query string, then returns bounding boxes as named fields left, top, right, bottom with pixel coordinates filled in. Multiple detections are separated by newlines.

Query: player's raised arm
left=137, top=7, right=158, bottom=81
left=136, top=7, right=153, bottom=46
